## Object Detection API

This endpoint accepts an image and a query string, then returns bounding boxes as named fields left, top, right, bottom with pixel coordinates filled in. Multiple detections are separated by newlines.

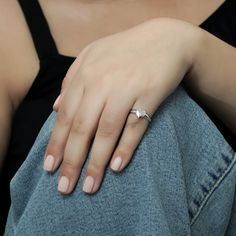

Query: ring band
left=130, top=108, right=152, bottom=122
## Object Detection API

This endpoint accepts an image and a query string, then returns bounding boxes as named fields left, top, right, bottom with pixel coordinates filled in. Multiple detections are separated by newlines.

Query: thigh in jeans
left=5, top=86, right=236, bottom=236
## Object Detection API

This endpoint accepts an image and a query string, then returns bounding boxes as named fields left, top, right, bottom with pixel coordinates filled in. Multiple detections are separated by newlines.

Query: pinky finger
left=109, top=110, right=151, bottom=172
left=53, top=45, right=92, bottom=111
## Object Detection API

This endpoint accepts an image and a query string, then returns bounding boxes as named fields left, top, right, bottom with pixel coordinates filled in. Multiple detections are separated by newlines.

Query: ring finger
left=81, top=93, right=136, bottom=194
left=109, top=97, right=156, bottom=173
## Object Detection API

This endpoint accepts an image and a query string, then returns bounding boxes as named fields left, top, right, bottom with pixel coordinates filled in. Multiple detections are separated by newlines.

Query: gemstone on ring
left=130, top=108, right=151, bottom=122
left=136, top=109, right=147, bottom=118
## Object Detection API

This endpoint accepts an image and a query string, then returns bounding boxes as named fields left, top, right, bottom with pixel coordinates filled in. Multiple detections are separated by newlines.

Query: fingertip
left=58, top=163, right=82, bottom=194
left=43, top=155, right=55, bottom=172
left=110, top=156, right=123, bottom=172
left=82, top=175, right=95, bottom=193
left=58, top=176, right=70, bottom=194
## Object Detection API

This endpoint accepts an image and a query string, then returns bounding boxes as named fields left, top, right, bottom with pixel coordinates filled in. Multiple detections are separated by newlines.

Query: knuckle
left=71, top=119, right=91, bottom=139
left=116, top=148, right=130, bottom=159
left=97, top=118, right=116, bottom=137
left=62, top=159, right=82, bottom=173
left=80, top=64, right=94, bottom=78
left=126, top=118, right=140, bottom=129
left=87, top=162, right=104, bottom=175
left=57, top=107, right=72, bottom=126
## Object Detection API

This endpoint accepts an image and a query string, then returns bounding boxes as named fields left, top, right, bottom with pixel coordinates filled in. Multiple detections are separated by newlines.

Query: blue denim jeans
left=4, top=86, right=236, bottom=236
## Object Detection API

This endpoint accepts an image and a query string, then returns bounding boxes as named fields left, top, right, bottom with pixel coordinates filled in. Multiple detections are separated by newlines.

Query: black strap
left=18, top=0, right=58, bottom=59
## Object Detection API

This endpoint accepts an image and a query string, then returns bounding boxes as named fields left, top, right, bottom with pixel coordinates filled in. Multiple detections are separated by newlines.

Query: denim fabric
left=4, top=86, right=236, bottom=236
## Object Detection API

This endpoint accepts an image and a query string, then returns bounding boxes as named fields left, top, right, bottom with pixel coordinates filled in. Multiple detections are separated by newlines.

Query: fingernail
left=58, top=176, right=69, bottom=193
left=53, top=94, right=61, bottom=108
left=83, top=176, right=94, bottom=193
left=43, top=155, right=55, bottom=172
left=110, top=156, right=122, bottom=171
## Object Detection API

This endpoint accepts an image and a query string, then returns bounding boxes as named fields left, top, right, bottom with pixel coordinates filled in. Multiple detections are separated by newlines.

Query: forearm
left=184, top=29, right=236, bottom=135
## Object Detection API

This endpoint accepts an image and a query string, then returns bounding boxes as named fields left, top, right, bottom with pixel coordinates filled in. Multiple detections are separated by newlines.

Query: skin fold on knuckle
left=126, top=117, right=142, bottom=130
left=70, top=120, right=93, bottom=141
left=70, top=123, right=94, bottom=149
left=61, top=159, right=82, bottom=177
left=57, top=107, right=73, bottom=127
left=97, top=118, right=117, bottom=138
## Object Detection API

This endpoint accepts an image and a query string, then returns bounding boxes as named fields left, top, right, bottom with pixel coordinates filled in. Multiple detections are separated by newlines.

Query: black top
left=9, top=0, right=236, bottom=169
left=0, top=0, right=236, bottom=233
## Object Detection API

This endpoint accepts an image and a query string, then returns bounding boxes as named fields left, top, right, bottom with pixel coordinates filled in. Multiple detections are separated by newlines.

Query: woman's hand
left=43, top=18, right=202, bottom=194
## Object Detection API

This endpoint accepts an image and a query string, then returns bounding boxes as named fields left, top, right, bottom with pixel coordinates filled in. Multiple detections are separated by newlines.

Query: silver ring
left=129, top=108, right=152, bottom=122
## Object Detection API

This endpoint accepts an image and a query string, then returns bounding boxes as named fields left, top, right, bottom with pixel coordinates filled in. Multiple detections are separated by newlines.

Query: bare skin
left=39, top=0, right=225, bottom=57
left=0, top=0, right=228, bottom=172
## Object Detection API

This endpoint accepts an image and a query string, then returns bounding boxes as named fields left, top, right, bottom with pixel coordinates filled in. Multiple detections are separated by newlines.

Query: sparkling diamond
left=136, top=109, right=146, bottom=118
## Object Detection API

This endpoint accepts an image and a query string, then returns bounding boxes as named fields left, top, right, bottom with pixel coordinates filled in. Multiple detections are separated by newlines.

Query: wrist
left=185, top=26, right=206, bottom=78
left=184, top=27, right=209, bottom=84
left=147, top=18, right=205, bottom=77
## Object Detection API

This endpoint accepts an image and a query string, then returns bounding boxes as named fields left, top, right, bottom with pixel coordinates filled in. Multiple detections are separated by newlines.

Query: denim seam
left=168, top=112, right=191, bottom=211
left=190, top=152, right=236, bottom=226
left=142, top=131, right=174, bottom=236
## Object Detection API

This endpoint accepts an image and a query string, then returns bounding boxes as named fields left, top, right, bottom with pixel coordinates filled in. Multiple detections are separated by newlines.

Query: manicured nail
left=83, top=176, right=94, bottom=193
left=43, top=155, right=55, bottom=172
left=110, top=156, right=122, bottom=171
left=58, top=176, right=69, bottom=193
left=53, top=94, right=61, bottom=108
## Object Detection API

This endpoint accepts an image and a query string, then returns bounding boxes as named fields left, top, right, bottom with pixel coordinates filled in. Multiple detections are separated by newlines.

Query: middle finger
left=58, top=88, right=105, bottom=194
left=82, top=94, right=135, bottom=194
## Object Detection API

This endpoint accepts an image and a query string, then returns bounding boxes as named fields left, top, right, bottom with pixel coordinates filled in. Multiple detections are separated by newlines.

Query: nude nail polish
left=43, top=155, right=55, bottom=172
left=58, top=176, right=69, bottom=193
left=110, top=156, right=122, bottom=171
left=83, top=176, right=94, bottom=193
